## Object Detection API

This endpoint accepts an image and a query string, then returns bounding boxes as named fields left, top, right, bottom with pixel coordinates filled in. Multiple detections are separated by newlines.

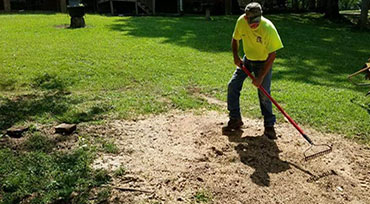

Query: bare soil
left=80, top=110, right=370, bottom=204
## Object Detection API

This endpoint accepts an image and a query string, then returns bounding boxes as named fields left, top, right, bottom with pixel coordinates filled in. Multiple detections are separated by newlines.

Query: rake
left=347, top=64, right=370, bottom=87
left=240, top=64, right=332, bottom=161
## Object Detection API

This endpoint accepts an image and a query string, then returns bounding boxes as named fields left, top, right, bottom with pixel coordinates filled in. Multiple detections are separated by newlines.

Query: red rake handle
left=240, top=64, right=314, bottom=145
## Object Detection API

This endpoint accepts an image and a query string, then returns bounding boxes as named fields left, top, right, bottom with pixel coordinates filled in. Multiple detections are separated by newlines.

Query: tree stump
left=70, top=17, right=85, bottom=28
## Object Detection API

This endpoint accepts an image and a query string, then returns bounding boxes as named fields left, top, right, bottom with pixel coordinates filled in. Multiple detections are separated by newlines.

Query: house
left=1, top=0, right=67, bottom=12
left=1, top=0, right=242, bottom=15
left=97, top=0, right=242, bottom=15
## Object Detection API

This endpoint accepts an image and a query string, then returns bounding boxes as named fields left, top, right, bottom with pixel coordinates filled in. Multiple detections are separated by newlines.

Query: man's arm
left=252, top=52, right=276, bottom=87
left=232, top=38, right=242, bottom=67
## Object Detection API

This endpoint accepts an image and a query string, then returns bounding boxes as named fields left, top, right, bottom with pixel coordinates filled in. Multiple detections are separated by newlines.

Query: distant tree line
left=238, top=0, right=369, bottom=28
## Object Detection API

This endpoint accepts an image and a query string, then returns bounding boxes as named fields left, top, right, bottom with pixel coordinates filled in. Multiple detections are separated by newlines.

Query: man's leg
left=226, top=66, right=248, bottom=130
left=254, top=65, right=277, bottom=139
left=258, top=68, right=276, bottom=127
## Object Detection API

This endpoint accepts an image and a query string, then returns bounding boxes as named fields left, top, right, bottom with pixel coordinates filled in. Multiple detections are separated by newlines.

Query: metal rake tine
left=304, top=144, right=332, bottom=161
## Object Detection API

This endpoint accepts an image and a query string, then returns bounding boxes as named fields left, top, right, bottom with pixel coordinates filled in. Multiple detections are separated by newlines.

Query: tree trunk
left=308, top=0, right=316, bottom=11
left=317, top=0, right=326, bottom=13
left=60, top=0, right=67, bottom=13
left=292, top=0, right=299, bottom=11
left=358, top=0, right=370, bottom=29
left=264, top=0, right=274, bottom=11
left=225, top=0, right=232, bottom=15
left=70, top=17, right=85, bottom=28
left=4, top=0, right=11, bottom=12
left=325, top=0, right=340, bottom=19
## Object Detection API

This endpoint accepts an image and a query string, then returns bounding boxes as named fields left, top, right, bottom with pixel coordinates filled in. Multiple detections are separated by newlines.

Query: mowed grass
left=0, top=13, right=369, bottom=142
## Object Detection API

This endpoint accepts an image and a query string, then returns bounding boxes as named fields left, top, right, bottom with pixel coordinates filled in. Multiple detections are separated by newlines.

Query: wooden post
left=4, top=0, right=11, bottom=12
left=60, top=0, right=67, bottom=13
left=205, top=8, right=210, bottom=20
left=110, top=0, right=114, bottom=15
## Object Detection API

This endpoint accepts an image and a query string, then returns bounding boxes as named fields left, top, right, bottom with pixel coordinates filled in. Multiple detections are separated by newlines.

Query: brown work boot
left=264, top=126, right=277, bottom=140
left=222, top=118, right=244, bottom=131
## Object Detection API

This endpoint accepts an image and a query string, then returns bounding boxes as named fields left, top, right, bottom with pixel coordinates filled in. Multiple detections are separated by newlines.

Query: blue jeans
left=227, top=57, right=276, bottom=127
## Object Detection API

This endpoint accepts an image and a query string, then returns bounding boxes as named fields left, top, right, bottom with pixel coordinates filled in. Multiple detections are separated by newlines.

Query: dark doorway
left=114, top=1, right=136, bottom=15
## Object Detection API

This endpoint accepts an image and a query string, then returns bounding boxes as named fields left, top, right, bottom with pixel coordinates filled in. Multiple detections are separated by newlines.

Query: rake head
left=304, top=144, right=332, bottom=161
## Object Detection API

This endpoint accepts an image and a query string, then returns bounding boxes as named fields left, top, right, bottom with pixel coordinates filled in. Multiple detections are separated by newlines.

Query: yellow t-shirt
left=233, top=14, right=283, bottom=61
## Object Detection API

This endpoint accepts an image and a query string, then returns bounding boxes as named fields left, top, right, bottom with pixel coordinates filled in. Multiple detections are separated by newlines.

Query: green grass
left=101, top=140, right=119, bottom=154
left=0, top=132, right=111, bottom=204
left=113, top=166, right=126, bottom=177
left=193, top=190, right=213, bottom=203
left=0, top=12, right=369, bottom=143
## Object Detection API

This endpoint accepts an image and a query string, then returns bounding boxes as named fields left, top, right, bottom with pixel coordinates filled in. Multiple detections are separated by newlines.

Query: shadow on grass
left=0, top=144, right=111, bottom=204
left=0, top=73, right=113, bottom=203
left=350, top=98, right=370, bottom=115
left=270, top=14, right=370, bottom=92
left=0, top=92, right=111, bottom=131
left=0, top=73, right=110, bottom=131
left=108, top=14, right=370, bottom=93
left=109, top=15, right=236, bottom=53
left=0, top=92, right=71, bottom=131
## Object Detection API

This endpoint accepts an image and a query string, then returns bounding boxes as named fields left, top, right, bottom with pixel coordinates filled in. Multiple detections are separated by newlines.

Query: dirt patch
left=78, top=110, right=370, bottom=204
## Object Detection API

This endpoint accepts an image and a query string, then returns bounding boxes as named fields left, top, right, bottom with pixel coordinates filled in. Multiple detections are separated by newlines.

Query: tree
left=3, top=0, right=11, bottom=12
left=60, top=0, right=67, bottom=13
left=317, top=0, right=326, bottom=12
left=358, top=0, right=370, bottom=29
left=292, top=0, right=299, bottom=11
left=308, top=0, right=316, bottom=11
left=324, top=0, right=340, bottom=19
left=225, top=0, right=232, bottom=14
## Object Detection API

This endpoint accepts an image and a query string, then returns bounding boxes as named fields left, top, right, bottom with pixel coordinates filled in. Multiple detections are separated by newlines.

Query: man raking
left=223, top=2, right=283, bottom=140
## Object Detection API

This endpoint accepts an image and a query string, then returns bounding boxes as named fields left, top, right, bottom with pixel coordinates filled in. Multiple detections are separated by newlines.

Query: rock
left=6, top=126, right=29, bottom=138
left=211, top=146, right=224, bottom=156
left=197, top=177, right=204, bottom=182
left=55, top=123, right=77, bottom=135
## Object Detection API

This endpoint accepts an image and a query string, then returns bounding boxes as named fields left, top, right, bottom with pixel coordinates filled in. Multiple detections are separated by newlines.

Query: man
left=223, top=2, right=284, bottom=139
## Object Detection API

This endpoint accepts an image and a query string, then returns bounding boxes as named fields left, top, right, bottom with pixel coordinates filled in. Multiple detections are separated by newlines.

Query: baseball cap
left=245, top=2, right=262, bottom=24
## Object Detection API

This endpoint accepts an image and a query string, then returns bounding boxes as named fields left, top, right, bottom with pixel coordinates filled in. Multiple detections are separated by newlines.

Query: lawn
left=0, top=12, right=369, bottom=203
left=1, top=12, right=368, bottom=141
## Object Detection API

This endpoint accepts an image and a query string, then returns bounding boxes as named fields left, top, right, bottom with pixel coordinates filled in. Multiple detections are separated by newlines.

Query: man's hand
left=252, top=77, right=263, bottom=87
left=231, top=39, right=242, bottom=67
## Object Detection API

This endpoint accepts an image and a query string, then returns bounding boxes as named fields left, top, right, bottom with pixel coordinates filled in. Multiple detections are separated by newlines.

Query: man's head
left=244, top=2, right=262, bottom=29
